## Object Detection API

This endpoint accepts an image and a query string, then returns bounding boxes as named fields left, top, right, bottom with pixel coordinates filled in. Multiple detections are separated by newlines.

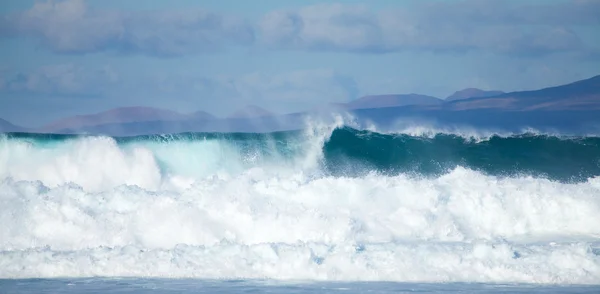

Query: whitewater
left=1, top=117, right=600, bottom=288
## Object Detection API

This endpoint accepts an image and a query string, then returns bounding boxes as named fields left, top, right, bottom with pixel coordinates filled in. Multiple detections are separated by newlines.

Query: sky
left=0, top=0, right=599, bottom=127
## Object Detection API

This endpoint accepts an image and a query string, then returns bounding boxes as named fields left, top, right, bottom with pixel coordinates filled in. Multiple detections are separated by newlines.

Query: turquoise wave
left=323, top=127, right=600, bottom=182
left=3, top=127, right=600, bottom=182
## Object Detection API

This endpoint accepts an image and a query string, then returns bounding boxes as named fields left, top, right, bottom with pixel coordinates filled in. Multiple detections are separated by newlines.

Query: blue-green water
left=4, top=127, right=600, bottom=181
left=323, top=127, right=600, bottom=181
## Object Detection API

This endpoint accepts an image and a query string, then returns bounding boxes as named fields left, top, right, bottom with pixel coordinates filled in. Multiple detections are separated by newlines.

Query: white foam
left=357, top=117, right=597, bottom=142
left=2, top=241, right=599, bottom=283
left=1, top=167, right=599, bottom=282
left=1, top=120, right=600, bottom=283
left=0, top=116, right=345, bottom=192
left=0, top=136, right=164, bottom=192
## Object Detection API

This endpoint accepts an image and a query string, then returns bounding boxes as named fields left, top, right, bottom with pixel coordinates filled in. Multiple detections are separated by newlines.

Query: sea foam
left=1, top=119, right=599, bottom=283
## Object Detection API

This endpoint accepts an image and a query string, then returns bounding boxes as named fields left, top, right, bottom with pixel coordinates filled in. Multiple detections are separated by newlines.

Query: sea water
left=1, top=279, right=600, bottom=293
left=1, top=118, right=599, bottom=292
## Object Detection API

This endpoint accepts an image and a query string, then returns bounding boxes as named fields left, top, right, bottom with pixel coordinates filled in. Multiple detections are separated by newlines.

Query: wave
left=1, top=121, right=600, bottom=283
left=324, top=127, right=600, bottom=182
left=2, top=125, right=599, bottom=190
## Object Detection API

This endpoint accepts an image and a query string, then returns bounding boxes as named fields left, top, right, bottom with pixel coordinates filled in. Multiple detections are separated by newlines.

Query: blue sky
left=1, top=0, right=599, bottom=127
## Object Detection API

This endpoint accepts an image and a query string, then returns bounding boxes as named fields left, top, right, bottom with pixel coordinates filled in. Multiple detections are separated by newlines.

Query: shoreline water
left=2, top=279, right=600, bottom=294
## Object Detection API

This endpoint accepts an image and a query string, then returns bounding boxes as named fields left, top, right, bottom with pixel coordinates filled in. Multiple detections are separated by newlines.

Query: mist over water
left=1, top=117, right=599, bottom=284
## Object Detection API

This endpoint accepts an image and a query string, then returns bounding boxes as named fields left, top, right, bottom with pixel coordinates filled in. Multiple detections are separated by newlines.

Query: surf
left=1, top=121, right=599, bottom=283
left=2, top=125, right=599, bottom=190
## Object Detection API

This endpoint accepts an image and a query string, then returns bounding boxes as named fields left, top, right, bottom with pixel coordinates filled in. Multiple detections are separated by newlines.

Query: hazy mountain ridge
left=1, top=74, right=599, bottom=135
left=446, top=88, right=505, bottom=101
left=342, top=94, right=443, bottom=109
left=40, top=107, right=186, bottom=132
left=0, top=118, right=25, bottom=133
left=188, top=110, right=216, bottom=121
left=228, top=105, right=274, bottom=118
left=445, top=75, right=600, bottom=111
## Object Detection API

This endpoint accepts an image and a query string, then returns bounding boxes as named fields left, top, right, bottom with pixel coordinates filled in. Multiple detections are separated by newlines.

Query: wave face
left=1, top=123, right=600, bottom=284
left=324, top=127, right=600, bottom=181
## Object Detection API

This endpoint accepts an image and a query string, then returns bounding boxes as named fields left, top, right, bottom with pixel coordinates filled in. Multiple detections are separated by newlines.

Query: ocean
left=1, top=118, right=599, bottom=293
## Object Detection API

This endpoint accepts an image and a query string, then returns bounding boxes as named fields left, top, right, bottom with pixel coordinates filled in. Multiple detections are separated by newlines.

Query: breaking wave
left=1, top=120, right=599, bottom=284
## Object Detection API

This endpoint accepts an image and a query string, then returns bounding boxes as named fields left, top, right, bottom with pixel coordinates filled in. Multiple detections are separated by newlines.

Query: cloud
left=413, top=0, right=600, bottom=26
left=1, top=63, right=118, bottom=96
left=1, top=60, right=358, bottom=117
left=1, top=0, right=597, bottom=58
left=0, top=0, right=600, bottom=57
left=258, top=1, right=597, bottom=56
left=2, top=0, right=254, bottom=56
left=136, top=69, right=359, bottom=114
left=260, top=4, right=386, bottom=53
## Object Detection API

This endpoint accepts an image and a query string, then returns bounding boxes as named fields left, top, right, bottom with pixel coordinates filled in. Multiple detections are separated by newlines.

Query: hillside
left=40, top=106, right=188, bottom=132
left=0, top=118, right=25, bottom=133
left=446, top=75, right=600, bottom=111
left=12, top=74, right=600, bottom=136
left=446, top=88, right=505, bottom=102
left=343, top=94, right=442, bottom=110
left=228, top=105, right=274, bottom=118
left=188, top=110, right=216, bottom=121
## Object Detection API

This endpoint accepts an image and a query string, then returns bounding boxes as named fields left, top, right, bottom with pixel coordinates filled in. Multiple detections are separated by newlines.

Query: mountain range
left=1, top=74, right=599, bottom=135
left=443, top=75, right=600, bottom=111
left=445, top=89, right=505, bottom=102
left=0, top=118, right=24, bottom=133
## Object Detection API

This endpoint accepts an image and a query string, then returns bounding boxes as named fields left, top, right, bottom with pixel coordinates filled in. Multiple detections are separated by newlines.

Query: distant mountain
left=12, top=74, right=600, bottom=136
left=446, top=75, right=600, bottom=111
left=446, top=88, right=505, bottom=102
left=41, top=106, right=194, bottom=132
left=187, top=110, right=216, bottom=121
left=228, top=105, right=274, bottom=118
left=0, top=118, right=25, bottom=133
left=343, top=94, right=442, bottom=110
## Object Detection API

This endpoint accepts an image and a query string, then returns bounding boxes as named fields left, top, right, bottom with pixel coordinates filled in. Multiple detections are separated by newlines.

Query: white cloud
left=3, top=63, right=118, bottom=95
left=2, top=0, right=596, bottom=57
left=258, top=1, right=596, bottom=55
left=137, top=69, right=359, bottom=115
left=3, top=0, right=254, bottom=56
left=260, top=4, right=385, bottom=52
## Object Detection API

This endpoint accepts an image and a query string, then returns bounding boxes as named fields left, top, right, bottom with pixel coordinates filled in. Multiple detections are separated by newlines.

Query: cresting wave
left=1, top=120, right=600, bottom=284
